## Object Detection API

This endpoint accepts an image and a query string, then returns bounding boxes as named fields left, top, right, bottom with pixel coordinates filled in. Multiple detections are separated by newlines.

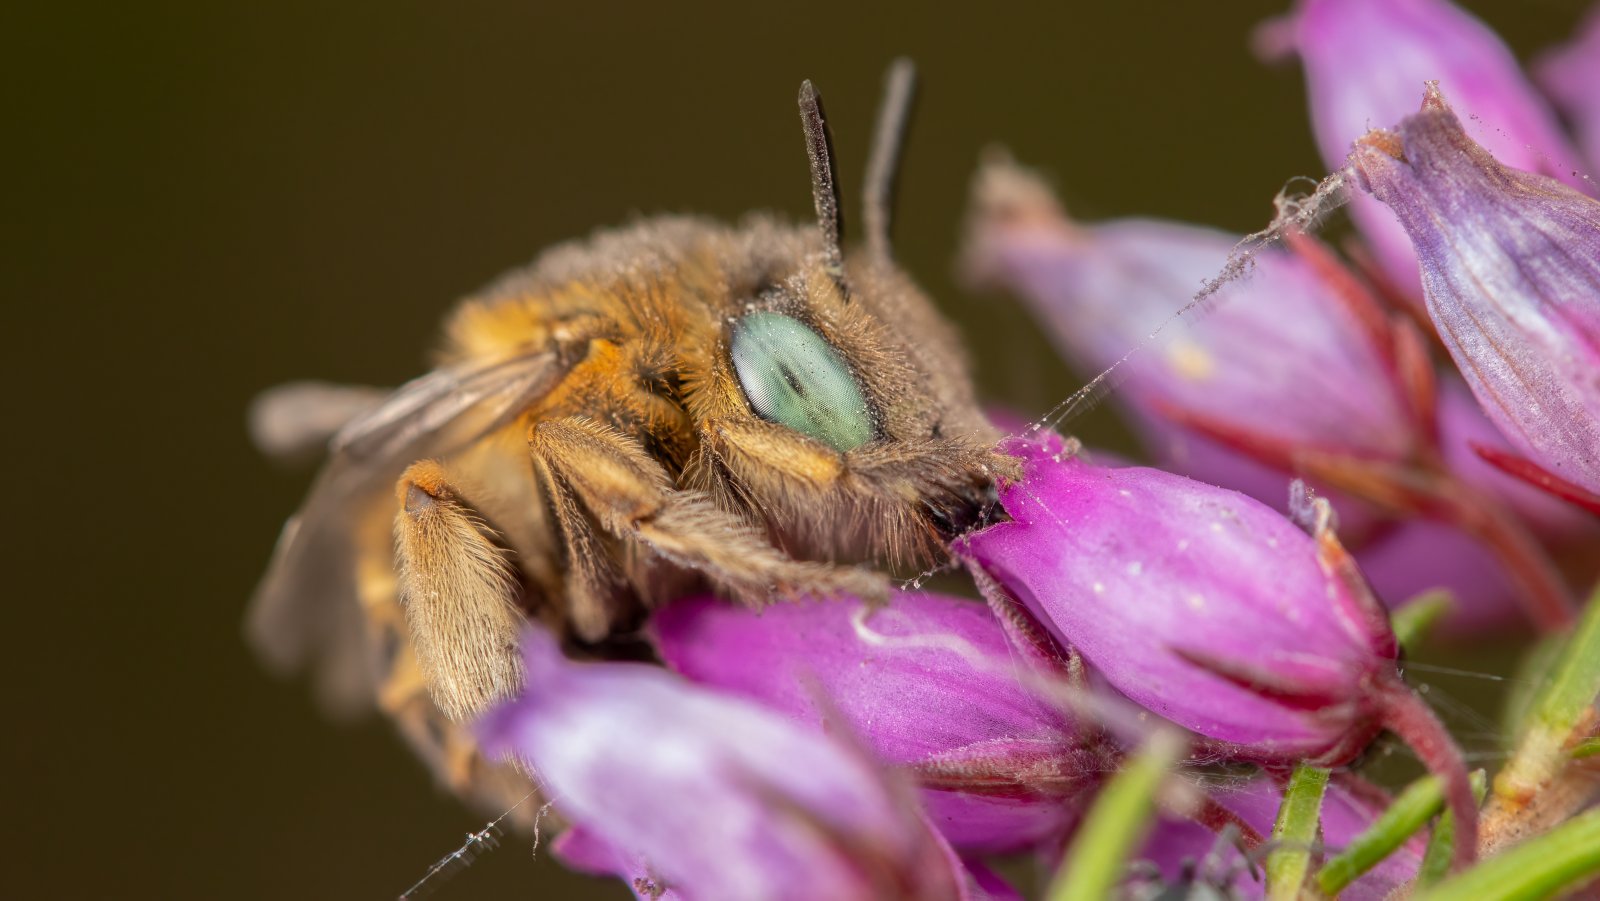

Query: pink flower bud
left=957, top=436, right=1396, bottom=762
left=1350, top=86, right=1600, bottom=496
left=964, top=162, right=1584, bottom=636
left=963, top=161, right=1414, bottom=467
left=1259, top=0, right=1589, bottom=294
left=651, top=592, right=1096, bottom=853
left=955, top=435, right=1480, bottom=866
left=478, top=628, right=964, bottom=901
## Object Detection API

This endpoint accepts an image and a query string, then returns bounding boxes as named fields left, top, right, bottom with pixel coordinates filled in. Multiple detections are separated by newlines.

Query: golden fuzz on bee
left=247, top=62, right=1013, bottom=826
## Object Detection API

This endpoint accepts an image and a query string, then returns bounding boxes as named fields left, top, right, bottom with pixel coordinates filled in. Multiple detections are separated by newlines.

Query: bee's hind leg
left=363, top=575, right=543, bottom=830
left=529, top=416, right=886, bottom=633
left=392, top=460, right=529, bottom=724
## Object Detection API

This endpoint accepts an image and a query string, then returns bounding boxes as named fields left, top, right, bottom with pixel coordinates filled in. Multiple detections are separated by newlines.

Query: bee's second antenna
left=863, top=59, right=918, bottom=261
left=799, top=79, right=846, bottom=283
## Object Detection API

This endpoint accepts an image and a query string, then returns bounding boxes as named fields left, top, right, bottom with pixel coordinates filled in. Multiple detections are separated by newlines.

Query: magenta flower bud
left=479, top=627, right=964, bottom=901
left=651, top=592, right=1096, bottom=853
left=1536, top=8, right=1600, bottom=181
left=1350, top=86, right=1600, bottom=496
left=1258, top=0, right=1589, bottom=294
left=1137, top=778, right=1422, bottom=900
left=955, top=435, right=1481, bottom=866
left=957, top=436, right=1396, bottom=763
left=964, top=161, right=1414, bottom=470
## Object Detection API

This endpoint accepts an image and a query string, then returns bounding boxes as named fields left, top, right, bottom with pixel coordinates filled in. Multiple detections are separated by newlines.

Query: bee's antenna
left=799, top=79, right=846, bottom=285
left=863, top=59, right=918, bottom=262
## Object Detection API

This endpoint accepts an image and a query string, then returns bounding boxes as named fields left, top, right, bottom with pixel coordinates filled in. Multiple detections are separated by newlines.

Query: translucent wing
left=248, top=381, right=390, bottom=463
left=246, top=346, right=578, bottom=714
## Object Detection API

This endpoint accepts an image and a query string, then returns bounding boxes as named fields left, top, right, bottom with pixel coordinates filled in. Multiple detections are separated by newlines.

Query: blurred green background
left=5, top=1, right=1588, bottom=898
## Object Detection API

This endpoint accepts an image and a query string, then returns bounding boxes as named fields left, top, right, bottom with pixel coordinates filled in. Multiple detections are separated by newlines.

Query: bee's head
left=686, top=68, right=1018, bottom=572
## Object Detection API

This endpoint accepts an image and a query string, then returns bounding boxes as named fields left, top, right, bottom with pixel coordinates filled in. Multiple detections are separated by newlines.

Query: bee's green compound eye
left=730, top=311, right=875, bottom=452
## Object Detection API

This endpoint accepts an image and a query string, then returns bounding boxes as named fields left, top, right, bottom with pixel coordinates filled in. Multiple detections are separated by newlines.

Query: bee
left=247, top=62, right=1012, bottom=822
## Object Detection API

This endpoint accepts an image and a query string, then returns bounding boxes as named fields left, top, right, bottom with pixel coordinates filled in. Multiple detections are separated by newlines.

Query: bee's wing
left=247, top=347, right=577, bottom=715
left=249, top=381, right=392, bottom=463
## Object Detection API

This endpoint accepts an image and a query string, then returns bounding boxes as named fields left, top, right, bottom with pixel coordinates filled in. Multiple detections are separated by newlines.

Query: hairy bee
left=248, top=63, right=1011, bottom=821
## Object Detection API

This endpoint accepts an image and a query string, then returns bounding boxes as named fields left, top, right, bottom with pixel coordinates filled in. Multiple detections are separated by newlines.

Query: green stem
left=1046, top=732, right=1183, bottom=901
left=1390, top=589, right=1454, bottom=654
left=1492, top=582, right=1600, bottom=809
left=1376, top=771, right=1484, bottom=889
left=1414, top=808, right=1600, bottom=901
left=1317, top=770, right=1484, bottom=896
left=1266, top=764, right=1329, bottom=900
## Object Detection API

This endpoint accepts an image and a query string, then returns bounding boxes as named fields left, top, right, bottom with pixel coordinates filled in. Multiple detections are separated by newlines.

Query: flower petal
left=480, top=627, right=962, bottom=901
left=1350, top=86, right=1600, bottom=494
left=651, top=592, right=1092, bottom=852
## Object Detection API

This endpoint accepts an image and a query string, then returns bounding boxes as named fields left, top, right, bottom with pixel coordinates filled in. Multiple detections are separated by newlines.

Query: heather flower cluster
left=482, top=1, right=1600, bottom=896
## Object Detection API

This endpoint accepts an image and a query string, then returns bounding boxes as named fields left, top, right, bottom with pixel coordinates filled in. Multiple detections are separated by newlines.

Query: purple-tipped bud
left=1259, top=0, right=1589, bottom=294
left=1350, top=86, right=1600, bottom=496
left=651, top=592, right=1096, bottom=853
left=957, top=435, right=1396, bottom=763
left=956, top=435, right=1481, bottom=866
left=1536, top=7, right=1600, bottom=180
left=1137, top=778, right=1423, bottom=900
left=964, top=161, right=1415, bottom=469
left=479, top=628, right=963, bottom=901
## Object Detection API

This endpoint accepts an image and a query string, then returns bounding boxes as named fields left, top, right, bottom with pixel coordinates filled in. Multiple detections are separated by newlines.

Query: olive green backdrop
left=6, top=1, right=1583, bottom=898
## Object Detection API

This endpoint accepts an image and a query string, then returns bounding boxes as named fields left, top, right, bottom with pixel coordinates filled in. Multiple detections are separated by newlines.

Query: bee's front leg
left=529, top=416, right=885, bottom=632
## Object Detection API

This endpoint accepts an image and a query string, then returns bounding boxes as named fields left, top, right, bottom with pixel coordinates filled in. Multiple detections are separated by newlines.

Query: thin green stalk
left=1316, top=770, right=1484, bottom=896
left=1492, top=582, right=1600, bottom=808
left=1571, top=738, right=1600, bottom=760
left=1501, top=633, right=1566, bottom=738
left=1390, top=589, right=1454, bottom=654
left=1046, top=732, right=1184, bottom=901
left=1414, top=772, right=1490, bottom=890
left=1414, top=808, right=1600, bottom=901
left=1266, top=764, right=1329, bottom=900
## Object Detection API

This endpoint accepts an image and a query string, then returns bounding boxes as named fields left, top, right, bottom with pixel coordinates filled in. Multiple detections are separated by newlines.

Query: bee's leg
left=530, top=443, right=630, bottom=642
left=364, top=580, right=543, bottom=829
left=363, top=534, right=544, bottom=832
left=393, top=460, right=527, bottom=723
left=391, top=688, right=544, bottom=828
left=389, top=670, right=545, bottom=829
left=530, top=417, right=886, bottom=616
left=704, top=418, right=1011, bottom=565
